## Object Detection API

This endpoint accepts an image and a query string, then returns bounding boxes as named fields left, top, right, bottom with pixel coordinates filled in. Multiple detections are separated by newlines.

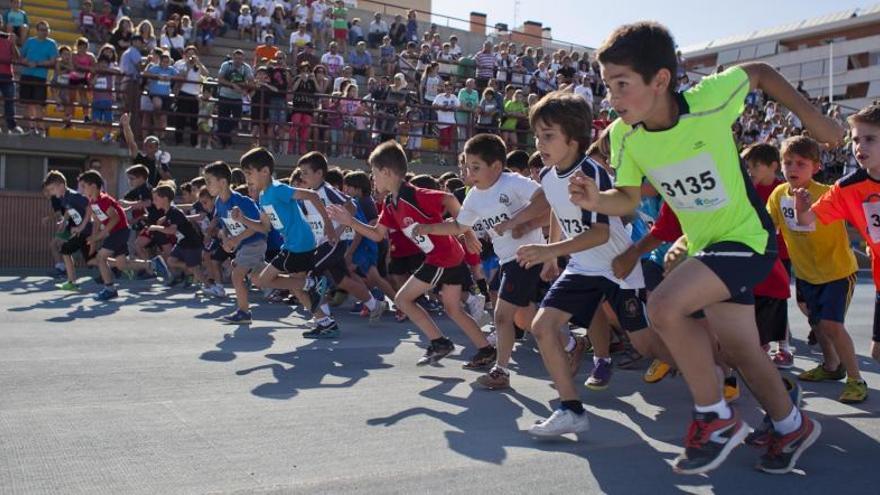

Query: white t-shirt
left=309, top=181, right=352, bottom=244
left=321, top=52, right=345, bottom=77
left=173, top=59, right=203, bottom=96
left=458, top=172, right=545, bottom=264
left=540, top=155, right=644, bottom=289
left=293, top=4, right=309, bottom=25
left=238, top=13, right=253, bottom=27
left=289, top=31, right=311, bottom=51
left=311, top=1, right=328, bottom=21
left=254, top=15, right=271, bottom=28
left=432, top=93, right=459, bottom=127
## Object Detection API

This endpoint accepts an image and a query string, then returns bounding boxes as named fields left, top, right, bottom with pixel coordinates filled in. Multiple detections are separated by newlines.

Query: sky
left=429, top=0, right=878, bottom=51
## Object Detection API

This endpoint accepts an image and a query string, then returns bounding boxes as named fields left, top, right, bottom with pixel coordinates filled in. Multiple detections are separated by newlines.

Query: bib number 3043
left=648, top=154, right=729, bottom=212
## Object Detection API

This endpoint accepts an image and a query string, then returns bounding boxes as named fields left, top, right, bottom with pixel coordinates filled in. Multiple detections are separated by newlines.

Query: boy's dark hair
left=298, top=151, right=329, bottom=175
left=528, top=151, right=544, bottom=170
left=464, top=133, right=507, bottom=167
left=506, top=150, right=529, bottom=171
left=444, top=177, right=464, bottom=192
left=410, top=174, right=439, bottom=190
left=125, top=164, right=150, bottom=180
left=368, top=140, right=408, bottom=177
left=203, top=160, right=233, bottom=184
left=597, top=22, right=678, bottom=94
left=153, top=184, right=176, bottom=201
left=190, top=176, right=206, bottom=189
left=234, top=184, right=250, bottom=195
left=848, top=103, right=880, bottom=127
left=529, top=91, right=593, bottom=154
left=325, top=167, right=344, bottom=189
left=42, top=169, right=67, bottom=187
left=240, top=147, right=276, bottom=173
left=230, top=168, right=246, bottom=187
left=343, top=170, right=372, bottom=196
left=781, top=136, right=821, bottom=163
left=404, top=172, right=415, bottom=182
left=741, top=143, right=781, bottom=167
left=180, top=182, right=194, bottom=194
left=289, top=168, right=303, bottom=185
left=78, top=170, right=104, bottom=189
left=197, top=187, right=213, bottom=199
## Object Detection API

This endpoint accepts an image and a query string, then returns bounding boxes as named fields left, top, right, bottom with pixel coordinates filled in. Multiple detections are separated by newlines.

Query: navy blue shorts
left=641, top=258, right=664, bottom=292
left=693, top=241, right=776, bottom=305
left=498, top=261, right=541, bottom=307
left=171, top=245, right=202, bottom=268
left=796, top=273, right=857, bottom=326
left=541, top=273, right=648, bottom=332
left=100, top=228, right=130, bottom=256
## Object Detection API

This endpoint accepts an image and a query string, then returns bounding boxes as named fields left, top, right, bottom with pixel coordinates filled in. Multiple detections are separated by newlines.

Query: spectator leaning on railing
left=215, top=48, right=254, bottom=149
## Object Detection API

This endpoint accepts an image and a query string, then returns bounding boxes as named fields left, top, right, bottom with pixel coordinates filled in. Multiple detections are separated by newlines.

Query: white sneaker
left=209, top=284, right=226, bottom=297
left=466, top=293, right=489, bottom=327
left=8, top=126, right=25, bottom=135
left=528, top=409, right=590, bottom=437
left=368, top=299, right=388, bottom=325
left=486, top=330, right=497, bottom=348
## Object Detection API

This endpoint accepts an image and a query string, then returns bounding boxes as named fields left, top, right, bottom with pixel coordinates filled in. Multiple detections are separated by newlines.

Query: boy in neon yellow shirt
left=568, top=22, right=845, bottom=475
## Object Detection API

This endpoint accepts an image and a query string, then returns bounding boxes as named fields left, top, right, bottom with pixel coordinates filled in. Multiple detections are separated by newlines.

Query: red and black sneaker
left=673, top=409, right=749, bottom=475
left=757, top=412, right=821, bottom=474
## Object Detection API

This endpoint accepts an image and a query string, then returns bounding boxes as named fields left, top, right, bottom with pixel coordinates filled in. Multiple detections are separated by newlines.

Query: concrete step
left=22, top=5, right=71, bottom=20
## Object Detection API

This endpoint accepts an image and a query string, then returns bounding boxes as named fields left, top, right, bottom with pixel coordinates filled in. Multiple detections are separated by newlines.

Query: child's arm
left=230, top=205, right=272, bottom=234
left=793, top=187, right=818, bottom=226
left=664, top=235, right=689, bottom=276
left=612, top=233, right=663, bottom=279
left=119, top=113, right=139, bottom=157
left=740, top=62, right=845, bottom=147
left=494, top=188, right=551, bottom=236
left=440, top=191, right=481, bottom=254
left=71, top=207, right=93, bottom=235
left=87, top=207, right=119, bottom=245
left=568, top=171, right=641, bottom=217
left=516, top=221, right=609, bottom=269
left=327, top=204, right=387, bottom=243
left=148, top=222, right=177, bottom=235
left=292, top=188, right=337, bottom=243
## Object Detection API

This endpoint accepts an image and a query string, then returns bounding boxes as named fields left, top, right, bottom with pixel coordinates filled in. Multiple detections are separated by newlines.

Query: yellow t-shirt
left=767, top=180, right=857, bottom=284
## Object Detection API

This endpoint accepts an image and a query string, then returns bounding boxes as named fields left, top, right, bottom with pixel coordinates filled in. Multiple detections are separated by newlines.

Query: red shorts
left=334, top=28, right=347, bottom=41
left=439, top=126, right=454, bottom=148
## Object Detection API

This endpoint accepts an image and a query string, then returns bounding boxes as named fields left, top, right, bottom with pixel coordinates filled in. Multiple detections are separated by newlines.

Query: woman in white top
left=160, top=18, right=186, bottom=60
left=172, top=46, right=209, bottom=146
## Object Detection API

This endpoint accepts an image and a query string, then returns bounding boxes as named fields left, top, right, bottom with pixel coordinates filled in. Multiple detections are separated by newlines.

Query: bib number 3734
left=648, top=153, right=729, bottom=212
left=863, top=200, right=880, bottom=243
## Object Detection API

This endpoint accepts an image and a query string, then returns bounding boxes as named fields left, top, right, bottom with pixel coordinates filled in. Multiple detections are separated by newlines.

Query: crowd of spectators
left=0, top=0, right=863, bottom=172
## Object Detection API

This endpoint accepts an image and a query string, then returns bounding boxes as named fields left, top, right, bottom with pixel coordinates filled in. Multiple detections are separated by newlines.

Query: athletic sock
left=560, top=400, right=585, bottom=415
left=564, top=335, right=576, bottom=353
left=317, top=316, right=333, bottom=325
left=772, top=406, right=802, bottom=435
left=476, top=278, right=489, bottom=297
left=694, top=399, right=732, bottom=420
left=364, top=296, right=378, bottom=311
left=320, top=303, right=330, bottom=315
left=593, top=355, right=611, bottom=366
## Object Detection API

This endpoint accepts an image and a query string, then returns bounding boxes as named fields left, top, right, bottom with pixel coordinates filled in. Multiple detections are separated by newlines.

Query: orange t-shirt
left=811, top=168, right=880, bottom=289
left=253, top=45, right=280, bottom=66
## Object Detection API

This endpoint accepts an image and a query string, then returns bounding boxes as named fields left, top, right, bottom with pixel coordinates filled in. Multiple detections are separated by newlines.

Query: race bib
left=82, top=15, right=94, bottom=25
left=90, top=204, right=108, bottom=222
left=780, top=196, right=815, bottom=232
left=648, top=153, right=728, bottom=212
left=94, top=78, right=108, bottom=90
left=307, top=214, right=325, bottom=240
left=67, top=208, right=83, bottom=226
left=340, top=226, right=355, bottom=242
left=175, top=230, right=185, bottom=242
left=262, top=204, right=284, bottom=230
left=479, top=210, right=510, bottom=239
left=157, top=79, right=171, bottom=88
left=403, top=223, right=435, bottom=254
left=221, top=217, right=246, bottom=236
left=863, top=200, right=880, bottom=243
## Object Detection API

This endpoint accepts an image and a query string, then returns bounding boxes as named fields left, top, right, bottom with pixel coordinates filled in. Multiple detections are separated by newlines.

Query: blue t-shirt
left=21, top=37, right=58, bottom=79
left=146, top=65, right=178, bottom=96
left=215, top=191, right=266, bottom=247
left=259, top=180, right=315, bottom=253
left=631, top=195, right=669, bottom=265
left=351, top=197, right=377, bottom=268
left=3, top=9, right=29, bottom=28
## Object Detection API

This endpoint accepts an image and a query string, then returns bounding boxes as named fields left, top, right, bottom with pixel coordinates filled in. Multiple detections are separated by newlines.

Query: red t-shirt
left=79, top=11, right=96, bottom=27
left=89, top=193, right=128, bottom=233
left=754, top=178, right=790, bottom=261
left=378, top=182, right=464, bottom=268
left=0, top=37, right=14, bottom=77
left=812, top=168, right=880, bottom=290
left=650, top=203, right=789, bottom=299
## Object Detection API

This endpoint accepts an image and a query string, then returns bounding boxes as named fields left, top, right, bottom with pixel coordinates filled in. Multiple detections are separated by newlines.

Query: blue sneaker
left=220, top=309, right=252, bottom=324
left=151, top=256, right=171, bottom=283
left=585, top=358, right=614, bottom=390
left=95, top=286, right=118, bottom=301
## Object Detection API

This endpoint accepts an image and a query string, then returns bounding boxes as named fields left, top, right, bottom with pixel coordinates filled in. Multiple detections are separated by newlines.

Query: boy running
left=43, top=171, right=93, bottom=291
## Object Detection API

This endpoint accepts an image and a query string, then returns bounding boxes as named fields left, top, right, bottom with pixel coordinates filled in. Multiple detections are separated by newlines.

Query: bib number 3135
left=648, top=153, right=729, bottom=212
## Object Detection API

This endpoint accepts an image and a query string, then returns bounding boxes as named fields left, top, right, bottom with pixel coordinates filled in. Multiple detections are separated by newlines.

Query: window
left=717, top=48, right=739, bottom=66
left=800, top=60, right=824, bottom=78
left=738, top=45, right=757, bottom=60
left=755, top=41, right=778, bottom=57
left=779, top=64, right=801, bottom=81
left=2, top=154, right=46, bottom=192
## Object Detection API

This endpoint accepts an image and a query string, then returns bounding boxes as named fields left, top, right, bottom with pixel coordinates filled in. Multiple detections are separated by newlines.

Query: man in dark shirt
left=121, top=112, right=172, bottom=186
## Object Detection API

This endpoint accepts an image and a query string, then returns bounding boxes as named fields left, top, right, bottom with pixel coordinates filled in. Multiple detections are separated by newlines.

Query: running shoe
left=220, top=309, right=252, bottom=324
left=672, top=410, right=749, bottom=475
left=644, top=359, right=672, bottom=383
left=462, top=346, right=497, bottom=370
left=303, top=319, right=339, bottom=339
left=151, top=255, right=170, bottom=282
left=771, top=350, right=794, bottom=369
left=528, top=409, right=590, bottom=437
left=368, top=300, right=389, bottom=325
left=723, top=376, right=741, bottom=403
left=206, top=284, right=226, bottom=298
left=474, top=366, right=510, bottom=390
left=56, top=280, right=79, bottom=291
left=416, top=338, right=455, bottom=366
left=756, top=413, right=821, bottom=474
left=567, top=335, right=587, bottom=377
left=585, top=358, right=613, bottom=391
left=839, top=378, right=868, bottom=404
left=746, top=376, right=803, bottom=447
left=798, top=363, right=845, bottom=382
left=94, top=286, right=118, bottom=301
